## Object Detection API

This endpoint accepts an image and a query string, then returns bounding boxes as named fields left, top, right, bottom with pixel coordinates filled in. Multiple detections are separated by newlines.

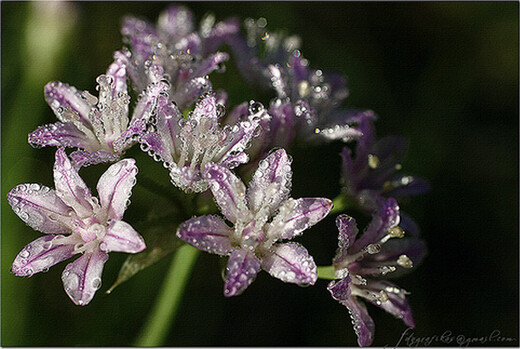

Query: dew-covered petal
left=157, top=5, right=194, bottom=39
left=139, top=132, right=174, bottom=165
left=121, top=16, right=158, bottom=62
left=7, top=183, right=73, bottom=234
left=96, top=158, right=138, bottom=221
left=314, top=123, right=364, bottom=143
left=247, top=149, right=292, bottom=216
left=28, top=122, right=92, bottom=150
left=266, top=100, right=296, bottom=150
left=193, top=52, right=229, bottom=79
left=333, top=214, right=359, bottom=265
left=106, top=53, right=128, bottom=99
left=11, top=235, right=75, bottom=277
left=69, top=149, right=121, bottom=169
left=223, top=248, right=261, bottom=297
left=101, top=220, right=145, bottom=253
left=268, top=197, right=332, bottom=240
left=44, top=81, right=91, bottom=126
left=261, top=242, right=317, bottom=285
left=327, top=274, right=351, bottom=302
left=177, top=215, right=234, bottom=255
left=62, top=249, right=108, bottom=306
left=203, top=163, right=249, bottom=223
left=54, top=148, right=95, bottom=217
left=351, top=197, right=400, bottom=253
left=370, top=280, right=415, bottom=327
left=343, top=297, right=376, bottom=347
left=216, top=106, right=270, bottom=166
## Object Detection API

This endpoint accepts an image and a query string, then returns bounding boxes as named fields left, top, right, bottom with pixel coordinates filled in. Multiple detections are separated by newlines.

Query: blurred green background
left=2, top=1, right=518, bottom=346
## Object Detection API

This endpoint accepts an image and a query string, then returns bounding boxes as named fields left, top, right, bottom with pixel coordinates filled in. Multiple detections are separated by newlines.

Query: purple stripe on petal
left=106, top=53, right=128, bottom=98
left=177, top=215, right=234, bottom=255
left=343, top=297, right=376, bottom=347
left=54, top=148, right=94, bottom=217
left=327, top=275, right=352, bottom=302
left=96, top=159, right=138, bottom=221
left=44, top=81, right=91, bottom=126
left=102, top=220, right=145, bottom=253
left=7, top=184, right=73, bottom=234
left=140, top=132, right=174, bottom=165
left=333, top=214, right=359, bottom=265
left=261, top=242, right=317, bottom=285
left=268, top=197, right=332, bottom=240
left=69, top=150, right=120, bottom=169
left=12, top=235, right=75, bottom=277
left=224, top=248, right=261, bottom=297
left=247, top=149, right=292, bottom=216
left=28, top=122, right=91, bottom=150
left=61, top=249, right=109, bottom=306
left=203, top=163, right=249, bottom=223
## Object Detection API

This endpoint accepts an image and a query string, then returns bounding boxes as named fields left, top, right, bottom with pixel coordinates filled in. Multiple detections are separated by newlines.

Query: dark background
left=2, top=2, right=518, bottom=346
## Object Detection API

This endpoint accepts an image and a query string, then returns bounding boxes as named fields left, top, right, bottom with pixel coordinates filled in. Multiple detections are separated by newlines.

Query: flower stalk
left=134, top=244, right=199, bottom=347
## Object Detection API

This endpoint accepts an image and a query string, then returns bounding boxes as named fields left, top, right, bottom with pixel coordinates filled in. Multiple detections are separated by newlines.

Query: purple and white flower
left=8, top=148, right=145, bottom=306
left=224, top=17, right=373, bottom=145
left=28, top=56, right=168, bottom=168
left=120, top=4, right=238, bottom=110
left=341, top=118, right=430, bottom=213
left=327, top=198, right=426, bottom=346
left=140, top=91, right=270, bottom=193
left=177, top=149, right=332, bottom=296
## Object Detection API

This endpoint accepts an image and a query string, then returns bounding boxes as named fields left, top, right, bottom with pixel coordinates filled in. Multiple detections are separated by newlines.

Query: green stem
left=134, top=244, right=200, bottom=346
left=330, top=194, right=352, bottom=215
left=317, top=265, right=337, bottom=280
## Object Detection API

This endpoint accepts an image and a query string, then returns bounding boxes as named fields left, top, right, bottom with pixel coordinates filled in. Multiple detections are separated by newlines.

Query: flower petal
left=11, top=235, right=75, bottom=277
left=247, top=149, right=292, bottom=216
left=343, top=297, right=376, bottom=347
left=28, top=122, right=92, bottom=150
left=177, top=215, right=234, bottom=255
left=101, top=220, right=146, bottom=253
left=261, top=242, right=317, bottom=285
left=96, top=158, right=138, bottom=221
left=61, top=249, right=109, bottom=306
left=106, top=53, right=128, bottom=99
left=203, top=163, right=249, bottom=223
left=333, top=214, right=359, bottom=265
left=53, top=148, right=95, bottom=217
left=351, top=197, right=400, bottom=253
left=193, top=52, right=229, bottom=79
left=370, top=280, right=415, bottom=328
left=268, top=197, right=332, bottom=240
left=69, top=149, right=120, bottom=169
left=157, top=5, right=194, bottom=39
left=7, top=183, right=73, bottom=234
left=327, top=275, right=352, bottom=302
left=224, top=248, right=261, bottom=297
left=44, top=81, right=91, bottom=126
left=121, top=16, right=158, bottom=63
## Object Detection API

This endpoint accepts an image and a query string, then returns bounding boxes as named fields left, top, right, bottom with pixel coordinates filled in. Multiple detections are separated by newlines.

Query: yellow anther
left=388, top=226, right=405, bottom=238
left=397, top=254, right=413, bottom=268
left=367, top=154, right=380, bottom=169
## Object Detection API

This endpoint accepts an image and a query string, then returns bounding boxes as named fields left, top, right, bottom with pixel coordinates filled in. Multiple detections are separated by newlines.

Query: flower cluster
left=8, top=4, right=428, bottom=346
